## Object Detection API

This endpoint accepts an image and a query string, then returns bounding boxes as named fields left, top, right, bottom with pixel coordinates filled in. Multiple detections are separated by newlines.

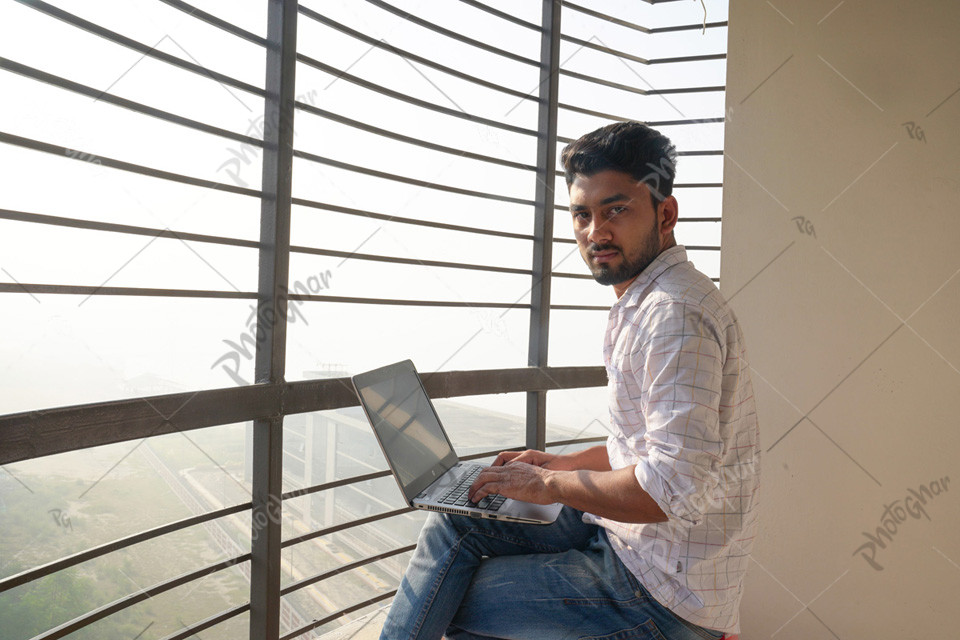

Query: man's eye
left=609, top=206, right=626, bottom=216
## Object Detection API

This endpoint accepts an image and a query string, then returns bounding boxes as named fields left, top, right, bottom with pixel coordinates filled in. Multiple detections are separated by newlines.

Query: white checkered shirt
left=582, top=244, right=761, bottom=634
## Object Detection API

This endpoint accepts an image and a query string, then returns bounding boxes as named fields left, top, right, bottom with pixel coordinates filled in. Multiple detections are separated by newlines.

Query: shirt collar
left=613, top=244, right=688, bottom=309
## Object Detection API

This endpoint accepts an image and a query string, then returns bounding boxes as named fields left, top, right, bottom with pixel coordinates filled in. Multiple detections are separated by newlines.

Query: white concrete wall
left=721, top=1, right=960, bottom=637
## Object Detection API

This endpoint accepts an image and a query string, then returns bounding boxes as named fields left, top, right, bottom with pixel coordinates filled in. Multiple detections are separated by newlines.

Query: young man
left=379, top=122, right=760, bottom=640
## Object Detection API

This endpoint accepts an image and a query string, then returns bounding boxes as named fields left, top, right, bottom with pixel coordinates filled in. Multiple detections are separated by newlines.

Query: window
left=0, top=2, right=728, bottom=637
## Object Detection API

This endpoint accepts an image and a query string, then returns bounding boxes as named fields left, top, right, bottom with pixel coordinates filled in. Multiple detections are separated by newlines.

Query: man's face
left=569, top=169, right=666, bottom=296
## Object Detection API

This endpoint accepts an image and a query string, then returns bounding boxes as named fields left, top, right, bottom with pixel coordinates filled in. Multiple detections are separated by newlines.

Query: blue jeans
left=380, top=507, right=725, bottom=640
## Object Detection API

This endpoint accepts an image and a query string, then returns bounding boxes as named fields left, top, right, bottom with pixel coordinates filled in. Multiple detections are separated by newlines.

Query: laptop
left=351, top=360, right=562, bottom=525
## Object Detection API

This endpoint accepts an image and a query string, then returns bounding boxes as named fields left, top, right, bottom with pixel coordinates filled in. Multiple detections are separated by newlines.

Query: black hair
left=560, top=121, right=678, bottom=210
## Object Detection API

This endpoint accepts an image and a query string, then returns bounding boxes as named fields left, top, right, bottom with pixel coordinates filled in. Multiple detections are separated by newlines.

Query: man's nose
left=587, top=217, right=611, bottom=244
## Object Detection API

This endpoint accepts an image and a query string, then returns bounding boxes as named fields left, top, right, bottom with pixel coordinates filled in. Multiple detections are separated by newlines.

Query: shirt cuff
left=634, top=457, right=704, bottom=527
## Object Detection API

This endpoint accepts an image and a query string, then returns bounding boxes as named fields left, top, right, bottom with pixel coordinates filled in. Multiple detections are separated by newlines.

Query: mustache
left=588, top=244, right=620, bottom=254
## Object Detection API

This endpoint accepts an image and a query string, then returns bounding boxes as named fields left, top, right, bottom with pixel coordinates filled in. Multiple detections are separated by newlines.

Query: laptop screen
left=352, top=360, right=458, bottom=498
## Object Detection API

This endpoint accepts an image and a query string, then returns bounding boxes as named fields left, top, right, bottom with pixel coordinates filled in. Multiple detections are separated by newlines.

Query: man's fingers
left=492, top=450, right=522, bottom=466
left=469, top=468, right=498, bottom=501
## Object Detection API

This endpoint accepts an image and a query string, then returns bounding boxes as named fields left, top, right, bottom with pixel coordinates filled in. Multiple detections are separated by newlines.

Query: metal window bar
left=157, top=0, right=269, bottom=47
left=158, top=603, right=252, bottom=640
left=27, top=553, right=252, bottom=640
left=294, top=54, right=539, bottom=136
left=298, top=6, right=542, bottom=104
left=0, top=57, right=262, bottom=147
left=558, top=1, right=724, bottom=33
left=279, top=591, right=396, bottom=640
left=249, top=2, right=297, bottom=634
left=370, top=0, right=725, bottom=67
left=468, top=0, right=728, bottom=35
left=526, top=0, right=561, bottom=452
left=16, top=0, right=265, bottom=97
left=0, top=131, right=260, bottom=197
left=302, top=8, right=717, bottom=101
left=0, top=503, right=251, bottom=594
left=291, top=147, right=536, bottom=206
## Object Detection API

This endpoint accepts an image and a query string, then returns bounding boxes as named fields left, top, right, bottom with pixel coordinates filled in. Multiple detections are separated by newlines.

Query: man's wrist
left=543, top=468, right=565, bottom=503
left=544, top=451, right=586, bottom=471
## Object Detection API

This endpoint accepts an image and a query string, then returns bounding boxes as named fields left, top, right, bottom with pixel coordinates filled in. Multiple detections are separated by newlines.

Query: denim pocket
left=578, top=619, right=668, bottom=640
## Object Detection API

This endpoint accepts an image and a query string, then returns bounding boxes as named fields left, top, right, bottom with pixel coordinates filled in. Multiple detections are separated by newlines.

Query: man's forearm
left=546, top=465, right=668, bottom=524
left=544, top=445, right=612, bottom=472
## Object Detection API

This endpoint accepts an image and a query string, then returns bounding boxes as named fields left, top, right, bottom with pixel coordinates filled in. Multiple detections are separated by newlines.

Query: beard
left=585, top=218, right=662, bottom=286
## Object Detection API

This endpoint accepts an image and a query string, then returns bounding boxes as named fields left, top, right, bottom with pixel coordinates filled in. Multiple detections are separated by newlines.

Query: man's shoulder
left=638, top=261, right=733, bottom=329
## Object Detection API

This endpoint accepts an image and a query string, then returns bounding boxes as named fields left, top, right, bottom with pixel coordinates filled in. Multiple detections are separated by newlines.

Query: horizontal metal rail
left=299, top=7, right=538, bottom=103
left=0, top=57, right=262, bottom=147
left=476, top=0, right=728, bottom=35
left=281, top=508, right=415, bottom=549
left=296, top=101, right=536, bottom=172
left=546, top=435, right=607, bottom=449
left=158, top=603, right=251, bottom=640
left=552, top=237, right=721, bottom=250
left=0, top=366, right=607, bottom=465
left=30, top=553, right=251, bottom=640
left=0, top=282, right=256, bottom=298
left=281, top=591, right=396, bottom=640
left=557, top=117, right=726, bottom=145
left=557, top=100, right=724, bottom=126
left=288, top=246, right=534, bottom=276
left=279, top=545, right=417, bottom=597
left=553, top=202, right=721, bottom=212
left=560, top=66, right=724, bottom=97
left=367, top=0, right=539, bottom=67
left=551, top=272, right=720, bottom=285
left=304, top=7, right=722, bottom=100
left=158, top=0, right=268, bottom=47
left=291, top=148, right=535, bottom=207
left=0, top=502, right=251, bottom=593
left=17, top=0, right=265, bottom=97
left=0, top=203, right=534, bottom=255
left=290, top=198, right=534, bottom=241
left=0, top=208, right=259, bottom=249
left=296, top=54, right=538, bottom=136
left=560, top=32, right=726, bottom=66
left=301, top=54, right=727, bottom=133
left=372, top=0, right=725, bottom=67
left=551, top=216, right=722, bottom=223
left=283, top=470, right=394, bottom=502
left=0, top=131, right=261, bottom=197
left=0, top=282, right=534, bottom=308
left=546, top=271, right=593, bottom=281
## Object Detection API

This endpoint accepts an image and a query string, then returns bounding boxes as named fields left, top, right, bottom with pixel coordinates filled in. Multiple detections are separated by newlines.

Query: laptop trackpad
left=501, top=500, right=563, bottom=523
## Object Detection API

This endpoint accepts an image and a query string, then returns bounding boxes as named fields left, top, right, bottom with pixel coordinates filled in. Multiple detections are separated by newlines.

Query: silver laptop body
left=351, top=360, right=561, bottom=525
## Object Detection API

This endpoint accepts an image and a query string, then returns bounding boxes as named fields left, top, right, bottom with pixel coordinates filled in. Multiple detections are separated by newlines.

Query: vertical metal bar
left=526, top=0, right=562, bottom=452
left=250, top=1, right=298, bottom=639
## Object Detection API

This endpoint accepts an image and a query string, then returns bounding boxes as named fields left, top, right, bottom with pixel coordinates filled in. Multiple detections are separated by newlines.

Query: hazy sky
left=0, top=0, right=728, bottom=436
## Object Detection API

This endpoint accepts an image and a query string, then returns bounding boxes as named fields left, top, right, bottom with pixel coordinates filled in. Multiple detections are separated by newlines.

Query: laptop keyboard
left=438, top=465, right=507, bottom=511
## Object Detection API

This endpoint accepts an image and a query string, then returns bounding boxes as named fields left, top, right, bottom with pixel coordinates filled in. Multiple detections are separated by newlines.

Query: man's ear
left=659, top=195, right=679, bottom=236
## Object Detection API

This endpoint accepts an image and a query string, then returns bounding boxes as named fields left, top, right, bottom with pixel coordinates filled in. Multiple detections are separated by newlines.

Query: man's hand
left=468, top=460, right=558, bottom=505
left=489, top=449, right=557, bottom=469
